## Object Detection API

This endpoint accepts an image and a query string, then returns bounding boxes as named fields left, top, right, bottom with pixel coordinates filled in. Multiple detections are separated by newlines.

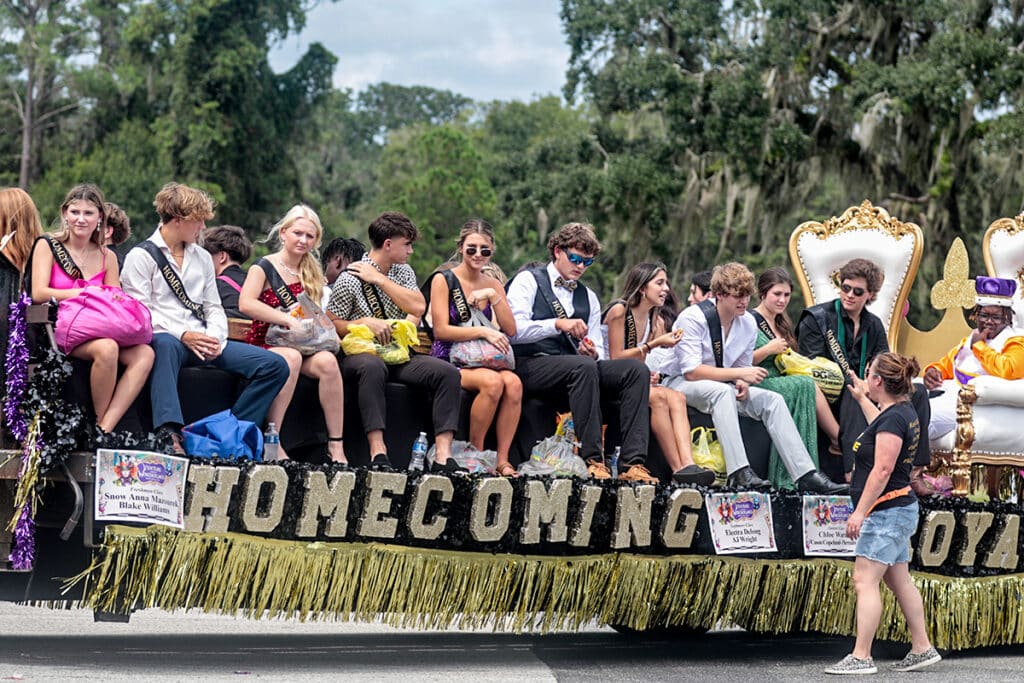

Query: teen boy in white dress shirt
left=506, top=222, right=657, bottom=483
left=662, top=262, right=848, bottom=494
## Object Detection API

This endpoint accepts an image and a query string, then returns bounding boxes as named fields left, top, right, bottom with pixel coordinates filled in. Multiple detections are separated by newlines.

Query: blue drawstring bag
left=182, top=409, right=265, bottom=461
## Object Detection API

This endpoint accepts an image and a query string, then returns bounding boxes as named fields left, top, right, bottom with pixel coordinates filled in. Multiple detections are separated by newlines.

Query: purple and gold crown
left=976, top=276, right=1017, bottom=307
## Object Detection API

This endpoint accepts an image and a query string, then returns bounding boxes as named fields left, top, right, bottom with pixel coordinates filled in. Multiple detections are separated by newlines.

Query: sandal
left=495, top=462, right=518, bottom=478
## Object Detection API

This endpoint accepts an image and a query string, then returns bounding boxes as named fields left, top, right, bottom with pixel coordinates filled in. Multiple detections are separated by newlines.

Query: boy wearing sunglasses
left=797, top=258, right=931, bottom=482
left=506, top=222, right=657, bottom=483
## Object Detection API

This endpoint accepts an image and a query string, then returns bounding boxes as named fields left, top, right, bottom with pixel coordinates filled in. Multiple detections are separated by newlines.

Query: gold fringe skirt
left=69, top=524, right=1024, bottom=650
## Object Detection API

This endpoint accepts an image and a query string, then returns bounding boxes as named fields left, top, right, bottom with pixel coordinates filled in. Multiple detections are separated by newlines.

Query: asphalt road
left=0, top=603, right=1021, bottom=681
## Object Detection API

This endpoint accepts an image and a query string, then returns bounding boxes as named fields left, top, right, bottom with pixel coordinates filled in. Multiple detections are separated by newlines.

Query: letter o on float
left=469, top=477, right=513, bottom=542
left=916, top=510, right=955, bottom=567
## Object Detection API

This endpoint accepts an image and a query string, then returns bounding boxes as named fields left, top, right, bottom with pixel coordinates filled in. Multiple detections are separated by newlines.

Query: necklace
left=279, top=258, right=300, bottom=278
left=66, top=242, right=96, bottom=265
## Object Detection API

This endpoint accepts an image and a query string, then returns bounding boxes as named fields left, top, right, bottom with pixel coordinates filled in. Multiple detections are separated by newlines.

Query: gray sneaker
left=891, top=647, right=941, bottom=672
left=825, top=654, right=877, bottom=675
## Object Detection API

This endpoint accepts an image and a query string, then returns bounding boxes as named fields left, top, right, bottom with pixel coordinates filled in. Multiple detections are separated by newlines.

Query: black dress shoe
left=672, top=464, right=717, bottom=487
left=430, top=458, right=468, bottom=474
left=797, top=470, right=850, bottom=495
left=727, top=466, right=770, bottom=490
left=370, top=453, right=392, bottom=469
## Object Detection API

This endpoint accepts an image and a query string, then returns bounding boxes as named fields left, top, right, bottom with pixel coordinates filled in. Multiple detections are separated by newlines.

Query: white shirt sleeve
left=507, top=270, right=559, bottom=343
left=733, top=317, right=755, bottom=369
left=586, top=289, right=606, bottom=360
left=674, top=306, right=709, bottom=377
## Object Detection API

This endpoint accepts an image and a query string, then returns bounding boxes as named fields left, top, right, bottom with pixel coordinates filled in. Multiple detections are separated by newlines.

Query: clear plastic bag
left=518, top=435, right=588, bottom=478
left=265, top=292, right=340, bottom=355
left=426, top=440, right=497, bottom=474
left=449, top=308, right=515, bottom=370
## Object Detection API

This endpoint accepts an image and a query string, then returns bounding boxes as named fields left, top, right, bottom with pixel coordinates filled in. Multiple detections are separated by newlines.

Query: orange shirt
left=925, top=333, right=1024, bottom=381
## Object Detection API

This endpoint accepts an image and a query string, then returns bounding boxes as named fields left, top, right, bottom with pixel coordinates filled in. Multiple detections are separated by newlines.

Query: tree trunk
left=19, top=54, right=35, bottom=190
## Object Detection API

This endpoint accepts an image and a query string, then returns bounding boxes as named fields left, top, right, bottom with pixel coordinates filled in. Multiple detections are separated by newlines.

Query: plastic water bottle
left=263, top=422, right=280, bottom=462
left=410, top=432, right=428, bottom=471
left=610, top=446, right=621, bottom=479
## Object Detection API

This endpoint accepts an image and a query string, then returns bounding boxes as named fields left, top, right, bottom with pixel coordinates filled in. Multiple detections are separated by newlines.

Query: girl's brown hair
left=757, top=267, right=797, bottom=346
left=57, top=183, right=106, bottom=247
left=871, top=351, right=920, bottom=398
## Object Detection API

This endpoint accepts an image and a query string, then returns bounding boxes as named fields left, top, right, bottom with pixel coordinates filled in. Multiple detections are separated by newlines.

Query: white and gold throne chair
left=789, top=200, right=922, bottom=351
left=930, top=215, right=1024, bottom=495
left=791, top=202, right=1024, bottom=496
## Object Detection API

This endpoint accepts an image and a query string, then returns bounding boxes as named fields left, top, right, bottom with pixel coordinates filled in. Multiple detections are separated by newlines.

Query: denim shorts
left=856, top=501, right=919, bottom=565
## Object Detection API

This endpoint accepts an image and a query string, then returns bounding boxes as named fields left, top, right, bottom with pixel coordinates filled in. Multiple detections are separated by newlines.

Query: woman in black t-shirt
left=824, top=352, right=941, bottom=675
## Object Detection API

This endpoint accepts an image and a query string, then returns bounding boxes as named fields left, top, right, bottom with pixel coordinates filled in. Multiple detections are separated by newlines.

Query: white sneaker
left=891, top=647, right=941, bottom=672
left=825, top=654, right=877, bottom=675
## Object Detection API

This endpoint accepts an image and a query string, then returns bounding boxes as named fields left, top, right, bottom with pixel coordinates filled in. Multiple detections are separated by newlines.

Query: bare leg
left=434, top=430, right=454, bottom=463
left=662, top=386, right=696, bottom=468
left=494, top=371, right=523, bottom=470
left=97, top=344, right=155, bottom=432
left=649, top=388, right=683, bottom=471
left=883, top=562, right=933, bottom=653
left=301, top=351, right=346, bottom=463
left=815, top=384, right=840, bottom=445
left=851, top=556, right=889, bottom=659
left=71, top=338, right=119, bottom=426
left=460, top=368, right=503, bottom=451
left=266, top=347, right=302, bottom=460
left=368, top=429, right=386, bottom=456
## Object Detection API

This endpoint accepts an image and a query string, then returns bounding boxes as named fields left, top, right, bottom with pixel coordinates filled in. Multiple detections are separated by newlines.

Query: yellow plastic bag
left=691, top=426, right=726, bottom=484
left=774, top=348, right=845, bottom=403
left=341, top=319, right=419, bottom=364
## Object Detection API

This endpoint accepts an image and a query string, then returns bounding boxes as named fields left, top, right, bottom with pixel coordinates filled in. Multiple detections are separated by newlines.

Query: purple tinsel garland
left=4, top=294, right=35, bottom=569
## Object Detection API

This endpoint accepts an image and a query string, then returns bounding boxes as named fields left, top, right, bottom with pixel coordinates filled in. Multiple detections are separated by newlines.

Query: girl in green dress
left=752, top=268, right=841, bottom=489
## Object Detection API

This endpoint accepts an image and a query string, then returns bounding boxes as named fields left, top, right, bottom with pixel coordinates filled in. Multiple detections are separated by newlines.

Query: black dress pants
left=515, top=354, right=650, bottom=465
left=341, top=352, right=462, bottom=436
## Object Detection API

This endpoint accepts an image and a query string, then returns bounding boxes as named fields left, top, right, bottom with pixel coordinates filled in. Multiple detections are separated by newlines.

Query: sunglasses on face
left=840, top=283, right=866, bottom=297
left=976, top=311, right=1004, bottom=322
left=464, top=246, right=492, bottom=257
left=565, top=251, right=595, bottom=267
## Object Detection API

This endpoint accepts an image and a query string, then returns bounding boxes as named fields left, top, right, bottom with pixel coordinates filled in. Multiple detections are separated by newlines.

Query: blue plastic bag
left=182, top=409, right=265, bottom=461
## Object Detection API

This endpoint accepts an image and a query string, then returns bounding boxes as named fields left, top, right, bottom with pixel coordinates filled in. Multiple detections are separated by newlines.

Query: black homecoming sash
left=527, top=268, right=586, bottom=354
left=601, top=299, right=639, bottom=350
left=361, top=279, right=388, bottom=319
left=42, top=235, right=83, bottom=281
left=444, top=270, right=472, bottom=324
left=134, top=240, right=206, bottom=323
left=256, top=258, right=299, bottom=309
left=751, top=310, right=775, bottom=340
left=697, top=299, right=724, bottom=368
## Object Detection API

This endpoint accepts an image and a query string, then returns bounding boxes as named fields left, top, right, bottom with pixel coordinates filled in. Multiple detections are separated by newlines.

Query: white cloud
left=268, top=0, right=570, bottom=102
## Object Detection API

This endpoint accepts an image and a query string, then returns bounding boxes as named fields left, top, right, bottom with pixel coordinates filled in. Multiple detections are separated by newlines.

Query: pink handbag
left=54, top=284, right=153, bottom=354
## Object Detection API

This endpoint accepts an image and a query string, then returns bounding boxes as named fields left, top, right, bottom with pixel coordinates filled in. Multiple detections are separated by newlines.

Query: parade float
left=2, top=201, right=1024, bottom=651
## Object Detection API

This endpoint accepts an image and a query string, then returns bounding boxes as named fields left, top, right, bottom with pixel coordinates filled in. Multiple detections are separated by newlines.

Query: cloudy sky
left=268, top=0, right=571, bottom=103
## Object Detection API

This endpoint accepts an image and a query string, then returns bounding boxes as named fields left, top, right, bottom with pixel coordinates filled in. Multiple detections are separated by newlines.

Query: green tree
left=560, top=0, right=1024, bottom=316
left=0, top=0, right=89, bottom=188
left=377, top=124, right=497, bottom=277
